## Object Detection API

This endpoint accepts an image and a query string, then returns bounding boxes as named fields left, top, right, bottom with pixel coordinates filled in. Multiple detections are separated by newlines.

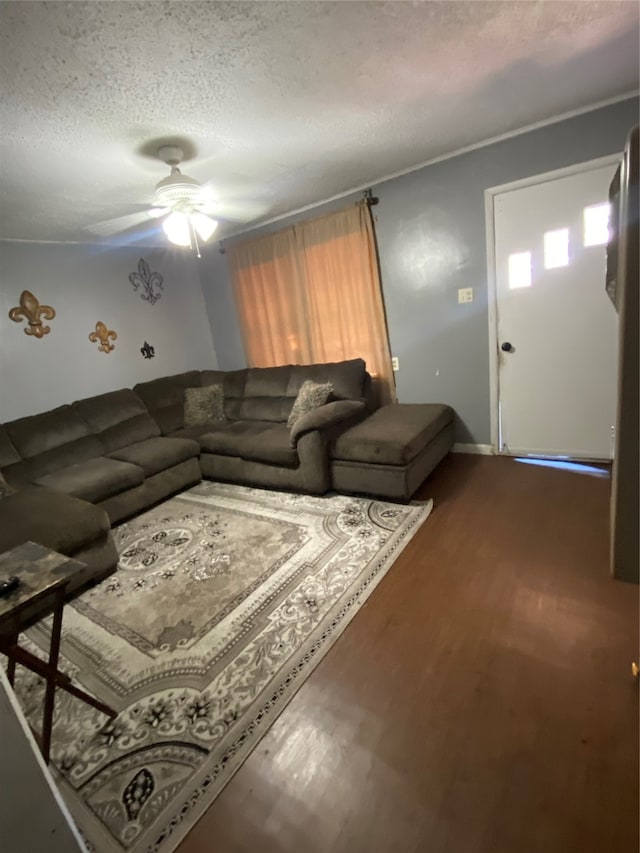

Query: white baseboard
left=452, top=443, right=495, bottom=455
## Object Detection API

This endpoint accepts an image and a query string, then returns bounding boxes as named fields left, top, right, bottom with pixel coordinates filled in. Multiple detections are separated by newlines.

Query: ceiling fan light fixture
left=190, top=211, right=218, bottom=242
left=163, top=211, right=191, bottom=247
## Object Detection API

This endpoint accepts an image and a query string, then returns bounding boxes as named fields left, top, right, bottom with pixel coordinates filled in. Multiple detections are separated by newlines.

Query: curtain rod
left=219, top=190, right=380, bottom=253
left=363, top=188, right=379, bottom=206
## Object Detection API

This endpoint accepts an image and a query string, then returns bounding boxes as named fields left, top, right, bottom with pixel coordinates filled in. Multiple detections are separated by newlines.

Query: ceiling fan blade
left=85, top=210, right=152, bottom=237
left=197, top=198, right=269, bottom=223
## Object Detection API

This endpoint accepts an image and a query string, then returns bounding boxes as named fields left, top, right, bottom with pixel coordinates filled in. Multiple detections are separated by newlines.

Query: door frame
left=484, top=153, right=621, bottom=455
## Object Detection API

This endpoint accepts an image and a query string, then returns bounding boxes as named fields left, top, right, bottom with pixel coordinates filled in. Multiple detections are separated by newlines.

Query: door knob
left=501, top=342, right=514, bottom=352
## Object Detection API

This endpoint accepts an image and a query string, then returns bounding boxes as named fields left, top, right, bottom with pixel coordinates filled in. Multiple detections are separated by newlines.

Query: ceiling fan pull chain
left=192, top=222, right=201, bottom=259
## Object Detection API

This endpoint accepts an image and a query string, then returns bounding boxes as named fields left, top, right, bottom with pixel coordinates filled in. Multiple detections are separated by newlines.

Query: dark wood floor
left=178, top=455, right=639, bottom=853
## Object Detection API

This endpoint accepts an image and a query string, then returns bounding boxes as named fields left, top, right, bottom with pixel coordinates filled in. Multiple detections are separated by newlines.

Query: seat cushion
left=0, top=485, right=110, bottom=556
left=169, top=423, right=223, bottom=442
left=331, top=404, right=454, bottom=466
left=35, top=456, right=144, bottom=503
left=199, top=421, right=274, bottom=457
left=239, top=424, right=299, bottom=467
left=108, top=436, right=200, bottom=477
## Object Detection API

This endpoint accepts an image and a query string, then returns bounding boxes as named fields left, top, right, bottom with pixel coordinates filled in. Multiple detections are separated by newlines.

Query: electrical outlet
left=391, top=356, right=399, bottom=371
left=458, top=287, right=473, bottom=304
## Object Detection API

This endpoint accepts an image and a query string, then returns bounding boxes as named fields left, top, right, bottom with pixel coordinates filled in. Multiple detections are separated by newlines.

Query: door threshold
left=513, top=457, right=610, bottom=477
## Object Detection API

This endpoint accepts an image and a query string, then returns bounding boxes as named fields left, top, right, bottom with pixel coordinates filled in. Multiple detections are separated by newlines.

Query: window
left=229, top=202, right=396, bottom=404
left=508, top=251, right=532, bottom=289
left=583, top=203, right=610, bottom=247
left=544, top=228, right=569, bottom=269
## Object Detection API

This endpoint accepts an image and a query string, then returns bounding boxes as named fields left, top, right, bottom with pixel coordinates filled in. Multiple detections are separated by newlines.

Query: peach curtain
left=229, top=202, right=396, bottom=404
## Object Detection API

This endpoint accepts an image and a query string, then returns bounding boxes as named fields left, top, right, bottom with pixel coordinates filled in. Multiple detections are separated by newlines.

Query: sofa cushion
left=222, top=369, right=249, bottom=399
left=0, top=471, right=15, bottom=498
left=238, top=396, right=293, bottom=423
left=108, top=436, right=200, bottom=477
left=5, top=404, right=97, bottom=459
left=331, top=404, right=454, bottom=466
left=3, top=405, right=103, bottom=486
left=199, top=421, right=274, bottom=457
left=239, top=424, right=298, bottom=468
left=0, top=485, right=110, bottom=556
left=220, top=369, right=250, bottom=420
left=286, top=359, right=366, bottom=401
left=184, top=385, right=226, bottom=427
left=134, top=371, right=201, bottom=434
left=244, top=365, right=292, bottom=397
left=200, top=369, right=227, bottom=388
left=35, top=456, right=144, bottom=503
left=169, top=423, right=222, bottom=442
left=73, top=388, right=160, bottom=452
left=0, top=425, right=21, bottom=468
left=287, top=380, right=333, bottom=427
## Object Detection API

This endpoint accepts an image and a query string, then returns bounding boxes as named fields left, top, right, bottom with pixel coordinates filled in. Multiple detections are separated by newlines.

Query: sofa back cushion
left=2, top=404, right=103, bottom=485
left=221, top=369, right=249, bottom=421
left=73, top=389, right=160, bottom=452
left=286, top=358, right=367, bottom=401
left=244, top=365, right=293, bottom=397
left=238, top=397, right=293, bottom=423
left=0, top=426, right=21, bottom=470
left=134, top=371, right=201, bottom=434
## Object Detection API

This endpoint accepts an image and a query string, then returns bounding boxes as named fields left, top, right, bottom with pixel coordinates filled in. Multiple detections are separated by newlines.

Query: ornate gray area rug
left=14, top=482, right=432, bottom=853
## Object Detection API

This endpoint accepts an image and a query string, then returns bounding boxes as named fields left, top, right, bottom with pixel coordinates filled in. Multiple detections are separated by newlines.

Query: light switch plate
left=458, top=287, right=473, bottom=303
left=391, top=356, right=399, bottom=371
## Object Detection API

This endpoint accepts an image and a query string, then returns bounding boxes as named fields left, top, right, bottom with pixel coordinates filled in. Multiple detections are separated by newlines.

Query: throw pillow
left=0, top=471, right=15, bottom=499
left=287, top=380, right=333, bottom=428
left=184, top=384, right=227, bottom=428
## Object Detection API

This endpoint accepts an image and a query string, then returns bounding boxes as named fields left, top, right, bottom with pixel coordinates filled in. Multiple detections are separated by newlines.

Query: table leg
left=5, top=629, right=18, bottom=686
left=41, top=589, right=65, bottom=764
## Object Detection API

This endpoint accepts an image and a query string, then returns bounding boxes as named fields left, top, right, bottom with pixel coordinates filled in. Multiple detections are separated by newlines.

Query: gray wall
left=199, top=97, right=638, bottom=443
left=0, top=242, right=218, bottom=421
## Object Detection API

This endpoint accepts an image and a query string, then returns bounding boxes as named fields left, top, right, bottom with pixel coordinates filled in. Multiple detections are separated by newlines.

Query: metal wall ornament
left=140, top=341, right=155, bottom=359
left=89, top=321, right=117, bottom=353
left=129, top=258, right=164, bottom=305
left=8, top=290, right=56, bottom=338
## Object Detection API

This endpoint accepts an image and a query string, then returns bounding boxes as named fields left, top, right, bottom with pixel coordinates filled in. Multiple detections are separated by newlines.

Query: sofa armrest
left=290, top=400, right=367, bottom=447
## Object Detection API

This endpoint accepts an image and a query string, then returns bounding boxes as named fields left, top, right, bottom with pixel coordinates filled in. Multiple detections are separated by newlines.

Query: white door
left=492, top=160, right=619, bottom=460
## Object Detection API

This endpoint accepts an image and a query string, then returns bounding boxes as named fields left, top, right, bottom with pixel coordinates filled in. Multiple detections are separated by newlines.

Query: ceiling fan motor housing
left=154, top=145, right=204, bottom=210
left=154, top=170, right=203, bottom=208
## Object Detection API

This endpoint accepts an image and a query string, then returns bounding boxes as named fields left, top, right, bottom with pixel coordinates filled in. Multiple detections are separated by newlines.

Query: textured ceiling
left=0, top=0, right=638, bottom=244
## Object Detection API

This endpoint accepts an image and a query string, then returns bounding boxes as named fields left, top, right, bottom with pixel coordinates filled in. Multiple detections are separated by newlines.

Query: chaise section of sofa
left=0, top=485, right=118, bottom=594
left=0, top=423, right=118, bottom=588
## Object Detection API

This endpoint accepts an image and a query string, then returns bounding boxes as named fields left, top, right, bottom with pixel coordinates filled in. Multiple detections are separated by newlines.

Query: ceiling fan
left=86, top=144, right=265, bottom=252
left=146, top=144, right=219, bottom=249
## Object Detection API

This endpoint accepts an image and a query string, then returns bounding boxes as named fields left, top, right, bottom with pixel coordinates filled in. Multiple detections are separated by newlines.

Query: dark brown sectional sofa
left=135, top=359, right=370, bottom=495
left=0, top=358, right=454, bottom=595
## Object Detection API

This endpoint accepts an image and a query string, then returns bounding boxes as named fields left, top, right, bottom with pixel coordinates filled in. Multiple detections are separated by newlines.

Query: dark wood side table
left=0, top=541, right=116, bottom=764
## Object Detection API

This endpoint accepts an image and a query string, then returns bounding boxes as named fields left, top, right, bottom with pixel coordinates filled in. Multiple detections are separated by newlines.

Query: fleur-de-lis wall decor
left=140, top=341, right=155, bottom=359
left=89, top=321, right=117, bottom=354
left=8, top=290, right=56, bottom=338
left=129, top=258, right=164, bottom=305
